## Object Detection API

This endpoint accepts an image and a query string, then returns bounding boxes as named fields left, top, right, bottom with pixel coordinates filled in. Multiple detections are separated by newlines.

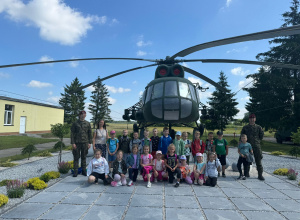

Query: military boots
left=73, top=170, right=78, bottom=177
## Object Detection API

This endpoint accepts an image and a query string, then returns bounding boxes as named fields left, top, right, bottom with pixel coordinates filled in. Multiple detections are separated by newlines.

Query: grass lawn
left=0, top=136, right=58, bottom=150
left=261, top=141, right=294, bottom=155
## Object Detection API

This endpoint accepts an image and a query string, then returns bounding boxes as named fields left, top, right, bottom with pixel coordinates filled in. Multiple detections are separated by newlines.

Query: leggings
left=167, top=167, right=181, bottom=183
left=128, top=168, right=139, bottom=182
left=205, top=176, right=217, bottom=187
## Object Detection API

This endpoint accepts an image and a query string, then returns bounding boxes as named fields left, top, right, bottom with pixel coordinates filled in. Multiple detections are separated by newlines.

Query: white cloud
left=48, top=91, right=53, bottom=95
left=110, top=18, right=119, bottom=25
left=236, top=107, right=247, bottom=119
left=39, top=55, right=54, bottom=66
left=198, top=91, right=212, bottom=100
left=87, top=86, right=95, bottom=92
left=27, top=80, right=53, bottom=88
left=136, top=35, right=152, bottom=47
left=136, top=50, right=147, bottom=56
left=182, top=62, right=189, bottom=68
left=188, top=76, right=203, bottom=86
left=47, top=96, right=60, bottom=104
left=108, top=97, right=116, bottom=104
left=0, top=0, right=105, bottom=45
left=226, top=0, right=232, bottom=7
left=106, top=85, right=131, bottom=93
left=0, top=72, right=10, bottom=79
left=238, top=78, right=253, bottom=89
left=132, top=80, right=137, bottom=84
left=69, top=57, right=79, bottom=68
left=231, top=67, right=250, bottom=76
left=139, top=91, right=143, bottom=96
left=226, top=46, right=248, bottom=54
left=241, top=96, right=250, bottom=101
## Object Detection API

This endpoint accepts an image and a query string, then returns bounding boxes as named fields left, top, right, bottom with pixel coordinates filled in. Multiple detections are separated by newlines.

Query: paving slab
left=82, top=205, right=126, bottom=220
left=75, top=182, right=107, bottom=193
left=39, top=204, right=89, bottom=219
left=230, top=198, right=273, bottom=211
left=240, top=181, right=273, bottom=189
left=279, top=189, right=300, bottom=199
left=203, top=209, right=244, bottom=220
left=198, top=197, right=236, bottom=210
left=1, top=203, right=53, bottom=219
left=252, top=189, right=290, bottom=199
left=165, top=195, right=199, bottom=208
left=165, top=185, right=193, bottom=196
left=45, top=182, right=81, bottom=192
left=267, top=182, right=300, bottom=190
left=95, top=193, right=131, bottom=206
left=25, top=191, right=70, bottom=203
left=130, top=194, right=163, bottom=207
left=217, top=180, right=246, bottom=189
left=264, top=198, right=300, bottom=212
left=105, top=185, right=135, bottom=194
left=242, top=211, right=286, bottom=220
left=222, top=187, right=257, bottom=198
left=263, top=176, right=287, bottom=183
left=135, top=184, right=164, bottom=195
left=166, top=208, right=205, bottom=220
left=281, top=212, right=300, bottom=220
left=193, top=186, right=225, bottom=197
left=61, top=191, right=100, bottom=205
left=124, top=207, right=163, bottom=220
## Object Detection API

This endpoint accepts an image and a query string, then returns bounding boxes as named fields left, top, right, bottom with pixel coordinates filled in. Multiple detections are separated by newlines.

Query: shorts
left=89, top=172, right=106, bottom=182
left=217, top=154, right=226, bottom=166
left=108, top=154, right=116, bottom=162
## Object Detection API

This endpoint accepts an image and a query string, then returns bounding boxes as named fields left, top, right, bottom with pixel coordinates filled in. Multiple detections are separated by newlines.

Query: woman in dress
left=93, top=120, right=109, bottom=158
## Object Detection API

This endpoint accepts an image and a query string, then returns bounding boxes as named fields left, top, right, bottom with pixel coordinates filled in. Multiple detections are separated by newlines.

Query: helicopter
left=1, top=25, right=300, bottom=139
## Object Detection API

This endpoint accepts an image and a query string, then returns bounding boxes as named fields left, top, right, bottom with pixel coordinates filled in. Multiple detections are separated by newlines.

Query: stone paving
left=1, top=167, right=300, bottom=220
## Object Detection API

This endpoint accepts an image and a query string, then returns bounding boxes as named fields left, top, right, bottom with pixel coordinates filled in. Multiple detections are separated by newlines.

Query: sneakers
left=194, top=180, right=198, bottom=185
left=72, top=170, right=78, bottom=177
left=116, top=181, right=122, bottom=186
left=147, top=182, right=151, bottom=188
left=154, top=178, right=158, bottom=183
left=222, top=173, right=226, bottom=178
left=242, top=176, right=246, bottom=180
left=237, top=175, right=243, bottom=180
left=128, top=180, right=133, bottom=186
left=174, top=182, right=180, bottom=187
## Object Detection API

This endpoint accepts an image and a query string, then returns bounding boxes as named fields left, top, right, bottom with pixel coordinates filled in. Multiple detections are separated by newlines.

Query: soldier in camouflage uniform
left=71, top=110, right=92, bottom=177
left=240, top=113, right=265, bottom=180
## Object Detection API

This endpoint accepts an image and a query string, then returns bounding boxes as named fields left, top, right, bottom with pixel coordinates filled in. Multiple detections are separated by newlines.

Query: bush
left=0, top=179, right=15, bottom=187
left=271, top=151, right=284, bottom=156
left=289, top=146, right=300, bottom=158
left=40, top=171, right=60, bottom=182
left=0, top=194, right=8, bottom=207
left=53, top=141, right=66, bottom=150
left=0, top=159, right=17, bottom=167
left=58, top=161, right=70, bottom=174
left=68, top=161, right=74, bottom=169
left=229, top=139, right=238, bottom=147
left=273, top=168, right=289, bottom=176
left=287, top=168, right=298, bottom=180
left=21, top=144, right=37, bottom=160
left=65, top=145, right=73, bottom=151
left=26, top=177, right=47, bottom=190
left=37, top=151, right=53, bottom=157
left=6, top=180, right=27, bottom=198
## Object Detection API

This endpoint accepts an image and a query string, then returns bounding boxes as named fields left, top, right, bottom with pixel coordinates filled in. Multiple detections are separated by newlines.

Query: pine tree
left=205, top=71, right=239, bottom=131
left=59, top=77, right=86, bottom=124
left=88, top=77, right=112, bottom=128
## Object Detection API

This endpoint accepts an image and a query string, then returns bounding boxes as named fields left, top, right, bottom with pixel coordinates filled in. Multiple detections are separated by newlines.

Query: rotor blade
left=171, top=25, right=300, bottom=59
left=0, top=58, right=157, bottom=69
left=181, top=59, right=300, bottom=70
left=79, top=64, right=158, bottom=90
left=183, top=66, right=227, bottom=92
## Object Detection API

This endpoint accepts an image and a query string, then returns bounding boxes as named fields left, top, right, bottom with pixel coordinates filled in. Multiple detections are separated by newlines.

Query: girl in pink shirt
left=140, top=145, right=153, bottom=188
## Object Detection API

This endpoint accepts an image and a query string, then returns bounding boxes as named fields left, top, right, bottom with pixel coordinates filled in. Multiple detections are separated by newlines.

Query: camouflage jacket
left=71, top=120, right=92, bottom=144
left=240, top=124, right=264, bottom=148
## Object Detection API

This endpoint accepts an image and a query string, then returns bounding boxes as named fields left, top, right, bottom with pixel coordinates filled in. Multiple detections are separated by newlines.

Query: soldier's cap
left=217, top=131, right=223, bottom=135
left=79, top=110, right=86, bottom=115
left=249, top=113, right=256, bottom=118
left=110, top=130, right=116, bottom=134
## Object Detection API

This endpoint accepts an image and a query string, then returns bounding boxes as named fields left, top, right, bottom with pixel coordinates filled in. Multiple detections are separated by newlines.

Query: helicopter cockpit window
left=189, top=84, right=196, bottom=101
left=142, top=90, right=147, bottom=104
left=179, top=82, right=191, bottom=99
left=152, top=82, right=163, bottom=99
left=164, top=81, right=178, bottom=96
left=151, top=99, right=163, bottom=119
left=146, top=85, right=153, bottom=103
left=181, top=99, right=192, bottom=118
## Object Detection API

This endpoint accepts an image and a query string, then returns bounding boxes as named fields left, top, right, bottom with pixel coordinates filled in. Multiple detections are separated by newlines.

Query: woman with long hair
left=93, top=119, right=108, bottom=158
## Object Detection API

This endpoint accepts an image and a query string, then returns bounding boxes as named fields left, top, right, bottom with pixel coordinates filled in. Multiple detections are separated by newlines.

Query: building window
left=4, top=104, right=14, bottom=125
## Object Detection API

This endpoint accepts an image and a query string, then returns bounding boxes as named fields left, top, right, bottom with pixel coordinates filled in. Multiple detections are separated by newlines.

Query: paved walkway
left=1, top=167, right=299, bottom=220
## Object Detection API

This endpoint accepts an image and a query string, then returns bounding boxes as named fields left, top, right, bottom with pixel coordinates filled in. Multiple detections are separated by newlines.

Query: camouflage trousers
left=253, top=147, right=263, bottom=175
left=72, top=143, right=88, bottom=171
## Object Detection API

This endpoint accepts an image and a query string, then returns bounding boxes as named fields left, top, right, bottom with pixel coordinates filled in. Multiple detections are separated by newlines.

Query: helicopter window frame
left=142, top=90, right=147, bottom=104
left=195, top=87, right=200, bottom=103
left=164, top=81, right=178, bottom=97
left=151, top=82, right=164, bottom=99
left=179, top=82, right=191, bottom=99
left=189, top=84, right=196, bottom=101
left=145, top=85, right=153, bottom=103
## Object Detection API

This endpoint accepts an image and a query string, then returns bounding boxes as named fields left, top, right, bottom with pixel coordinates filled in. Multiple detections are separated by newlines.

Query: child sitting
left=130, top=132, right=142, bottom=154
left=191, top=131, right=205, bottom=163
left=192, top=153, right=206, bottom=185
left=87, top=149, right=109, bottom=185
left=213, top=131, right=229, bottom=177
left=111, top=150, right=127, bottom=187
left=179, top=155, right=192, bottom=184
left=173, top=131, right=185, bottom=157
left=107, top=130, right=119, bottom=169
left=140, top=145, right=153, bottom=188
left=152, top=151, right=167, bottom=182
left=141, top=130, right=152, bottom=155
left=150, top=128, right=160, bottom=159
left=205, top=152, right=221, bottom=187
left=164, top=144, right=181, bottom=187
left=237, top=134, right=253, bottom=180
left=126, top=144, right=140, bottom=186
left=182, top=131, right=191, bottom=165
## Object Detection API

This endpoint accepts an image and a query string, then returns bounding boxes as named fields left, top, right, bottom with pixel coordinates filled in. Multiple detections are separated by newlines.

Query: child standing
left=179, top=155, right=192, bottom=184
left=140, top=145, right=153, bottom=188
left=126, top=144, right=141, bottom=186
left=237, top=134, right=253, bottom=180
left=158, top=127, right=173, bottom=157
left=152, top=151, right=167, bottom=182
left=130, top=132, right=142, bottom=154
left=205, top=132, right=214, bottom=162
left=87, top=149, right=109, bottom=185
left=107, top=130, right=119, bottom=169
left=182, top=132, right=191, bottom=165
left=213, top=131, right=229, bottom=177
left=191, top=131, right=205, bottom=162
left=173, top=131, right=185, bottom=157
left=141, top=130, right=152, bottom=155
left=150, top=128, right=160, bottom=159
left=119, top=129, right=131, bottom=160
left=111, top=150, right=127, bottom=187
left=205, top=152, right=221, bottom=187
left=192, top=153, right=206, bottom=185
left=164, top=144, right=181, bottom=187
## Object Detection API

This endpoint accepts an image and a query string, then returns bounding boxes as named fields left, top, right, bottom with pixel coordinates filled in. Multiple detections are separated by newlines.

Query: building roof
left=0, top=96, right=64, bottom=110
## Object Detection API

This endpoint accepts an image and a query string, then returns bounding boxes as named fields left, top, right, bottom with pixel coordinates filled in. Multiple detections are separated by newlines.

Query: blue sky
left=0, top=0, right=293, bottom=121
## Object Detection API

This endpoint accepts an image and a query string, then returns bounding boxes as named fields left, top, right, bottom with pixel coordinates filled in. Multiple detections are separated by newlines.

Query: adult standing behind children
left=119, top=129, right=131, bottom=160
left=93, top=120, right=108, bottom=158
left=158, top=127, right=173, bottom=158
left=213, top=131, right=228, bottom=178
left=71, top=110, right=92, bottom=177
left=240, top=113, right=265, bottom=180
left=150, top=128, right=160, bottom=159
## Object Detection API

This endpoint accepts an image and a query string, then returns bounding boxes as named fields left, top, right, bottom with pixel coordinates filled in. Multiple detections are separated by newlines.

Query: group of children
left=87, top=127, right=254, bottom=188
